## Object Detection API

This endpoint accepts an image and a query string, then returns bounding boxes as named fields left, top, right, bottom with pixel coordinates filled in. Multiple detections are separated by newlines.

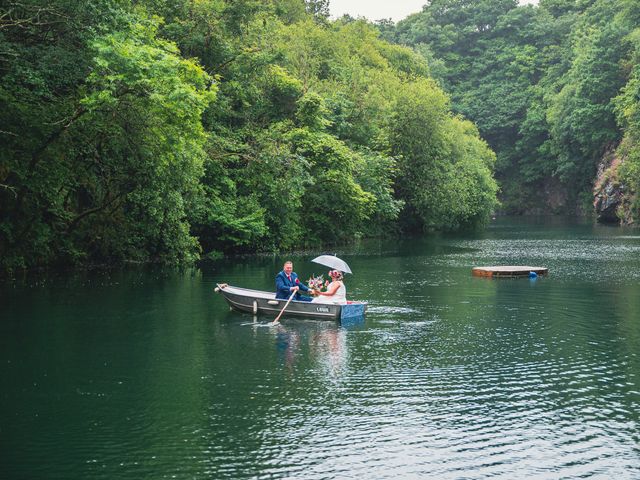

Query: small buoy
left=214, top=287, right=220, bottom=293
left=267, top=300, right=279, bottom=306
left=529, top=271, right=537, bottom=279
left=252, top=300, right=258, bottom=315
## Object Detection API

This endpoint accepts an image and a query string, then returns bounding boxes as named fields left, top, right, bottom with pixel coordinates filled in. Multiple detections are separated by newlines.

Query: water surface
left=2, top=217, right=640, bottom=478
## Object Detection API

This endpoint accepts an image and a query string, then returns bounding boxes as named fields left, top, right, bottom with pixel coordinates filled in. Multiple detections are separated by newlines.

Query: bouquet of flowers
left=308, top=274, right=329, bottom=292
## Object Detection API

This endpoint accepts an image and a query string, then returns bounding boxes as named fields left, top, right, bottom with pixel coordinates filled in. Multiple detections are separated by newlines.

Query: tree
left=391, top=79, right=498, bottom=230
left=0, top=8, right=215, bottom=269
left=546, top=0, right=629, bottom=208
left=305, top=0, right=329, bottom=22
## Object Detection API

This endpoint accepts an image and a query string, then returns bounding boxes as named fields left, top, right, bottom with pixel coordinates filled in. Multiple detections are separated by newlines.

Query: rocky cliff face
left=593, top=147, right=633, bottom=225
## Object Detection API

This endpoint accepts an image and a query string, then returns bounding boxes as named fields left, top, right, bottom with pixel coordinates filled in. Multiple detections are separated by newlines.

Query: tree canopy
left=392, top=0, right=640, bottom=220
left=0, top=0, right=498, bottom=271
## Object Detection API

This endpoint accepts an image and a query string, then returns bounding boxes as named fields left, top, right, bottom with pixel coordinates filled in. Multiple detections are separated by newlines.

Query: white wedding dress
left=312, top=281, right=347, bottom=304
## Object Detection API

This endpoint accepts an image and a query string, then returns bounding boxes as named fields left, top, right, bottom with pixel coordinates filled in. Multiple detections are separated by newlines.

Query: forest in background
left=0, top=0, right=497, bottom=271
left=385, top=0, right=640, bottom=218
left=1, top=0, right=639, bottom=272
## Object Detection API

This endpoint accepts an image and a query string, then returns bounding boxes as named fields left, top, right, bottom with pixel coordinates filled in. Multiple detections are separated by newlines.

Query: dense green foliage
left=613, top=1, right=640, bottom=219
left=1, top=2, right=214, bottom=269
left=0, top=0, right=497, bottom=270
left=392, top=0, right=640, bottom=218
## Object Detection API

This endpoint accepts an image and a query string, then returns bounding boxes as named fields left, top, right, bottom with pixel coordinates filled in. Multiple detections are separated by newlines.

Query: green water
left=2, top=217, right=640, bottom=479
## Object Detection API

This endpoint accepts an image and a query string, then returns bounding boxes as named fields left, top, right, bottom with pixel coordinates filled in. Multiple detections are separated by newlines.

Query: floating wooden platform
left=472, top=266, right=548, bottom=278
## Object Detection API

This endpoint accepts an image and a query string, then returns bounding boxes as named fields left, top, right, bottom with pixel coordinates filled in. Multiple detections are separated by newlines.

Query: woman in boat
left=312, top=270, right=346, bottom=304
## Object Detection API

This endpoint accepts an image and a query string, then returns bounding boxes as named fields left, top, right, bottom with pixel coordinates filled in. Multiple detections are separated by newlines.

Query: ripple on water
left=441, top=237, right=640, bottom=282
left=367, top=306, right=422, bottom=315
left=4, top=219, right=640, bottom=480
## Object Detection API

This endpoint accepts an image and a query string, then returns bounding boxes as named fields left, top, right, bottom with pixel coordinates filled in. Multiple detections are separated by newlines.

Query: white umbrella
left=311, top=255, right=352, bottom=274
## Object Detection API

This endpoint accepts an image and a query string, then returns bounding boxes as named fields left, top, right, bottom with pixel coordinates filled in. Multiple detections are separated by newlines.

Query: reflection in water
left=276, top=325, right=301, bottom=369
left=271, top=322, right=348, bottom=381
left=309, top=327, right=347, bottom=381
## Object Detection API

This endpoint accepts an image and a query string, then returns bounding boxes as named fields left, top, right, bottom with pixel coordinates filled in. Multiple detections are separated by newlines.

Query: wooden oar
left=272, top=290, right=296, bottom=325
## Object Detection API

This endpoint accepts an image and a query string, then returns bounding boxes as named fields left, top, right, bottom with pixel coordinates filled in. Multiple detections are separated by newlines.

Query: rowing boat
left=214, top=283, right=367, bottom=321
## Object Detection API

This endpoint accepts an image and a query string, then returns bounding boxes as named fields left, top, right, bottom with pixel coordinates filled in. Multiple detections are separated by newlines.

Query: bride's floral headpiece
left=329, top=270, right=343, bottom=280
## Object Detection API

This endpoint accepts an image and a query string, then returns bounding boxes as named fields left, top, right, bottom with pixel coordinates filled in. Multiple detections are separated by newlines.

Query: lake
left=2, top=217, right=640, bottom=479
